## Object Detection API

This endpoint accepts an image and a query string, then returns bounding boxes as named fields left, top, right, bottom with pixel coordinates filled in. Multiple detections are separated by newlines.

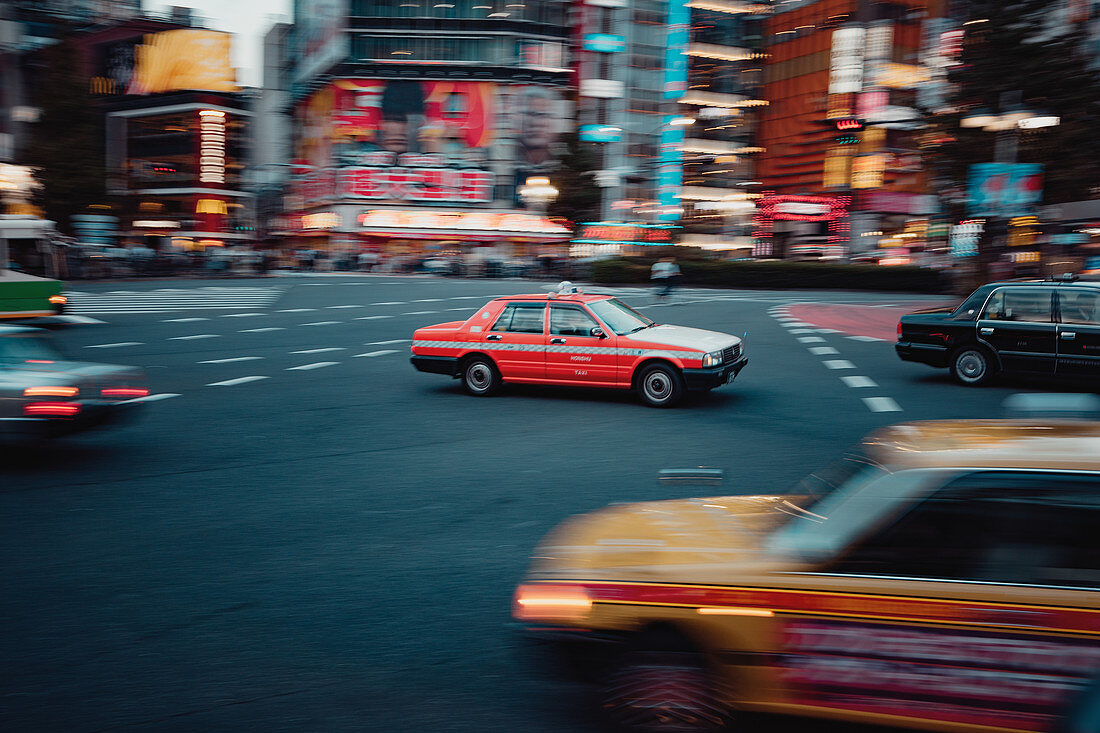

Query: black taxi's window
left=831, top=472, right=1100, bottom=589
left=1059, top=290, right=1100, bottom=326
left=491, top=303, right=545, bottom=334
left=983, top=288, right=1053, bottom=323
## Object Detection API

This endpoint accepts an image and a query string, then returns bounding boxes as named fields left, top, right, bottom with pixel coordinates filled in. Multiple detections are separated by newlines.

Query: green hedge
left=590, top=258, right=946, bottom=293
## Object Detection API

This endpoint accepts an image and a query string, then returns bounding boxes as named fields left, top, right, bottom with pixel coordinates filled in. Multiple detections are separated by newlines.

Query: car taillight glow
left=897, top=322, right=903, bottom=339
left=101, top=387, right=149, bottom=398
left=24, top=386, right=78, bottom=397
left=48, top=295, right=67, bottom=305
left=512, top=584, right=592, bottom=623
left=24, top=402, right=81, bottom=417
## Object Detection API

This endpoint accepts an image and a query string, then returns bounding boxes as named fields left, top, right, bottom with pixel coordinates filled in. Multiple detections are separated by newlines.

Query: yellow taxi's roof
left=866, top=420, right=1100, bottom=472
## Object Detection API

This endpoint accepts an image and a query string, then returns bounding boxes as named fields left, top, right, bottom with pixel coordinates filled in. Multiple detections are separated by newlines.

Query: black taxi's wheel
left=950, top=346, right=994, bottom=386
left=637, top=364, right=684, bottom=408
left=602, top=651, right=728, bottom=732
left=461, top=356, right=500, bottom=396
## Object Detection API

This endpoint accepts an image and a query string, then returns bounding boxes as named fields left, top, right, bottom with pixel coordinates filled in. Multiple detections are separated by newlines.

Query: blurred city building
left=572, top=0, right=769, bottom=258
left=755, top=0, right=935, bottom=262
left=1, top=3, right=254, bottom=251
left=280, top=0, right=575, bottom=264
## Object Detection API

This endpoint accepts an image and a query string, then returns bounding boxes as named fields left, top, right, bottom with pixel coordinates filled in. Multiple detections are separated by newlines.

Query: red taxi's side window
left=491, top=304, right=545, bottom=334
left=832, top=472, right=1100, bottom=589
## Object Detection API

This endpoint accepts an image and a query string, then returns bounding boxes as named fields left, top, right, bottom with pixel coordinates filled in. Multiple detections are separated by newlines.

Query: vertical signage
left=829, top=27, right=866, bottom=95
left=657, top=115, right=684, bottom=222
left=664, top=0, right=690, bottom=100
left=198, top=109, right=226, bottom=185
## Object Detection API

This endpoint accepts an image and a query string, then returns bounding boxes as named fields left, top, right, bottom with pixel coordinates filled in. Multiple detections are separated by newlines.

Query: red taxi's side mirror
left=591, top=327, right=607, bottom=339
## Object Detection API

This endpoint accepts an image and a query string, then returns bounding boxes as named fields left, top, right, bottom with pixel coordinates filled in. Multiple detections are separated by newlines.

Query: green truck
left=0, top=216, right=66, bottom=320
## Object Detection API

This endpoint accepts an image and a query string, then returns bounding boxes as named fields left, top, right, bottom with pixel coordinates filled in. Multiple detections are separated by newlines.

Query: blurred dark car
left=896, top=276, right=1100, bottom=385
left=513, top=418, right=1100, bottom=732
left=0, top=326, right=148, bottom=441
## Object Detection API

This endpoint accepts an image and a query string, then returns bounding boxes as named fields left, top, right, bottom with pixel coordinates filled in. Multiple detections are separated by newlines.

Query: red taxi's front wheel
left=637, top=364, right=684, bottom=408
left=462, top=356, right=500, bottom=396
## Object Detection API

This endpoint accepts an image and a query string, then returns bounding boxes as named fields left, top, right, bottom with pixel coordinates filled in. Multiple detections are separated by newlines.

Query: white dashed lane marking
left=367, top=339, right=410, bottom=345
left=797, top=336, right=826, bottom=343
left=277, top=308, right=316, bottom=313
left=403, top=310, right=438, bottom=315
left=220, top=313, right=267, bottom=318
left=291, top=347, right=346, bottom=354
left=208, top=376, right=270, bottom=387
left=841, top=376, right=878, bottom=388
left=163, top=317, right=209, bottom=323
left=354, top=350, right=398, bottom=358
left=287, top=361, right=338, bottom=371
left=301, top=321, right=341, bottom=326
left=863, top=396, right=903, bottom=412
left=355, top=315, right=392, bottom=320
left=128, top=393, right=181, bottom=402
left=412, top=299, right=443, bottom=302
left=198, top=356, right=265, bottom=364
left=85, top=342, right=143, bottom=348
left=823, top=360, right=856, bottom=370
left=809, top=346, right=839, bottom=355
left=169, top=334, right=219, bottom=341
left=240, top=327, right=285, bottom=333
left=371, top=301, right=405, bottom=306
left=326, top=305, right=363, bottom=309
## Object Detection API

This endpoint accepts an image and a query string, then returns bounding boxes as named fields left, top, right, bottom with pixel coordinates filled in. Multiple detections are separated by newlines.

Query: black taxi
left=896, top=276, right=1100, bottom=385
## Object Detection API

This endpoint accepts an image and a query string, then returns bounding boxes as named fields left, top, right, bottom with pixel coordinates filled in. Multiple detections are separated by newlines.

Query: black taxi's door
left=977, top=286, right=1057, bottom=375
left=1055, top=289, right=1100, bottom=378
left=771, top=470, right=1100, bottom=731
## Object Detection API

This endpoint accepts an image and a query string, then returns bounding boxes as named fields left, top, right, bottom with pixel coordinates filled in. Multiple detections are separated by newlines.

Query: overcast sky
left=146, top=1, right=293, bottom=87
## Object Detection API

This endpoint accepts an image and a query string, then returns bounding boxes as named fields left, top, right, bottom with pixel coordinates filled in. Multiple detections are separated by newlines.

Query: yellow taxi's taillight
left=24, top=386, right=78, bottom=397
left=512, top=583, right=592, bottom=623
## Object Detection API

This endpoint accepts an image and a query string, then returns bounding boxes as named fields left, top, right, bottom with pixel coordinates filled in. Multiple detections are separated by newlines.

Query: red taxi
left=410, top=284, right=747, bottom=407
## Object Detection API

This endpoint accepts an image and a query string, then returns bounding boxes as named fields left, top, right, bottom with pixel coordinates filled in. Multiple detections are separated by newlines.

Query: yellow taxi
left=513, top=419, right=1100, bottom=732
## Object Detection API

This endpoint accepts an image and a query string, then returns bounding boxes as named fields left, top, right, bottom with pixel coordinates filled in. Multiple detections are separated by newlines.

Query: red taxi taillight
left=101, top=388, right=149, bottom=398
left=24, top=402, right=81, bottom=417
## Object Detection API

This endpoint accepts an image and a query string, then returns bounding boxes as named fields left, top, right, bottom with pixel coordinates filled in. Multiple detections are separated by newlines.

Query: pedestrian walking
left=651, top=257, right=681, bottom=301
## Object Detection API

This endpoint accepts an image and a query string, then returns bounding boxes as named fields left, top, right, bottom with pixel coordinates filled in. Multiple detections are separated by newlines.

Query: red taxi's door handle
left=550, top=338, right=566, bottom=344
left=486, top=334, right=502, bottom=341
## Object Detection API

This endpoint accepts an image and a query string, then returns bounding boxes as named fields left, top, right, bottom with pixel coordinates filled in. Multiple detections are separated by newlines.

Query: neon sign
left=198, top=110, right=226, bottom=185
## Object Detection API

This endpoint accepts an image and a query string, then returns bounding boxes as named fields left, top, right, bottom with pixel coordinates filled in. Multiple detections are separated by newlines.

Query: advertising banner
left=829, top=27, right=866, bottom=95
left=583, top=34, right=626, bottom=53
left=967, top=164, right=1044, bottom=218
left=294, top=80, right=568, bottom=208
left=127, top=30, right=238, bottom=94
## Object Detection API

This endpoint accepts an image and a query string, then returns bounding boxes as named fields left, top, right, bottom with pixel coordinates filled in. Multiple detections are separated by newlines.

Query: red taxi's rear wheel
left=603, top=650, right=728, bottom=732
left=637, top=364, right=684, bottom=408
left=461, top=356, right=500, bottom=396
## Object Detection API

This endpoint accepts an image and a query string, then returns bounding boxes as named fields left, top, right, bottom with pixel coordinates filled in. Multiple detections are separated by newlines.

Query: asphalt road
left=0, top=275, right=1060, bottom=732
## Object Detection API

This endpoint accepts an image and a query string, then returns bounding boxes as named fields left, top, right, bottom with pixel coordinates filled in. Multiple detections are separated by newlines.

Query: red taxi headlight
left=24, top=386, right=78, bottom=398
left=101, top=388, right=149, bottom=398
left=24, top=402, right=81, bottom=417
left=512, top=584, right=592, bottom=623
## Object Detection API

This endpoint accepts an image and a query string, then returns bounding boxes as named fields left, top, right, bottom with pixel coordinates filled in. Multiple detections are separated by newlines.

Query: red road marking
left=784, top=303, right=955, bottom=341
